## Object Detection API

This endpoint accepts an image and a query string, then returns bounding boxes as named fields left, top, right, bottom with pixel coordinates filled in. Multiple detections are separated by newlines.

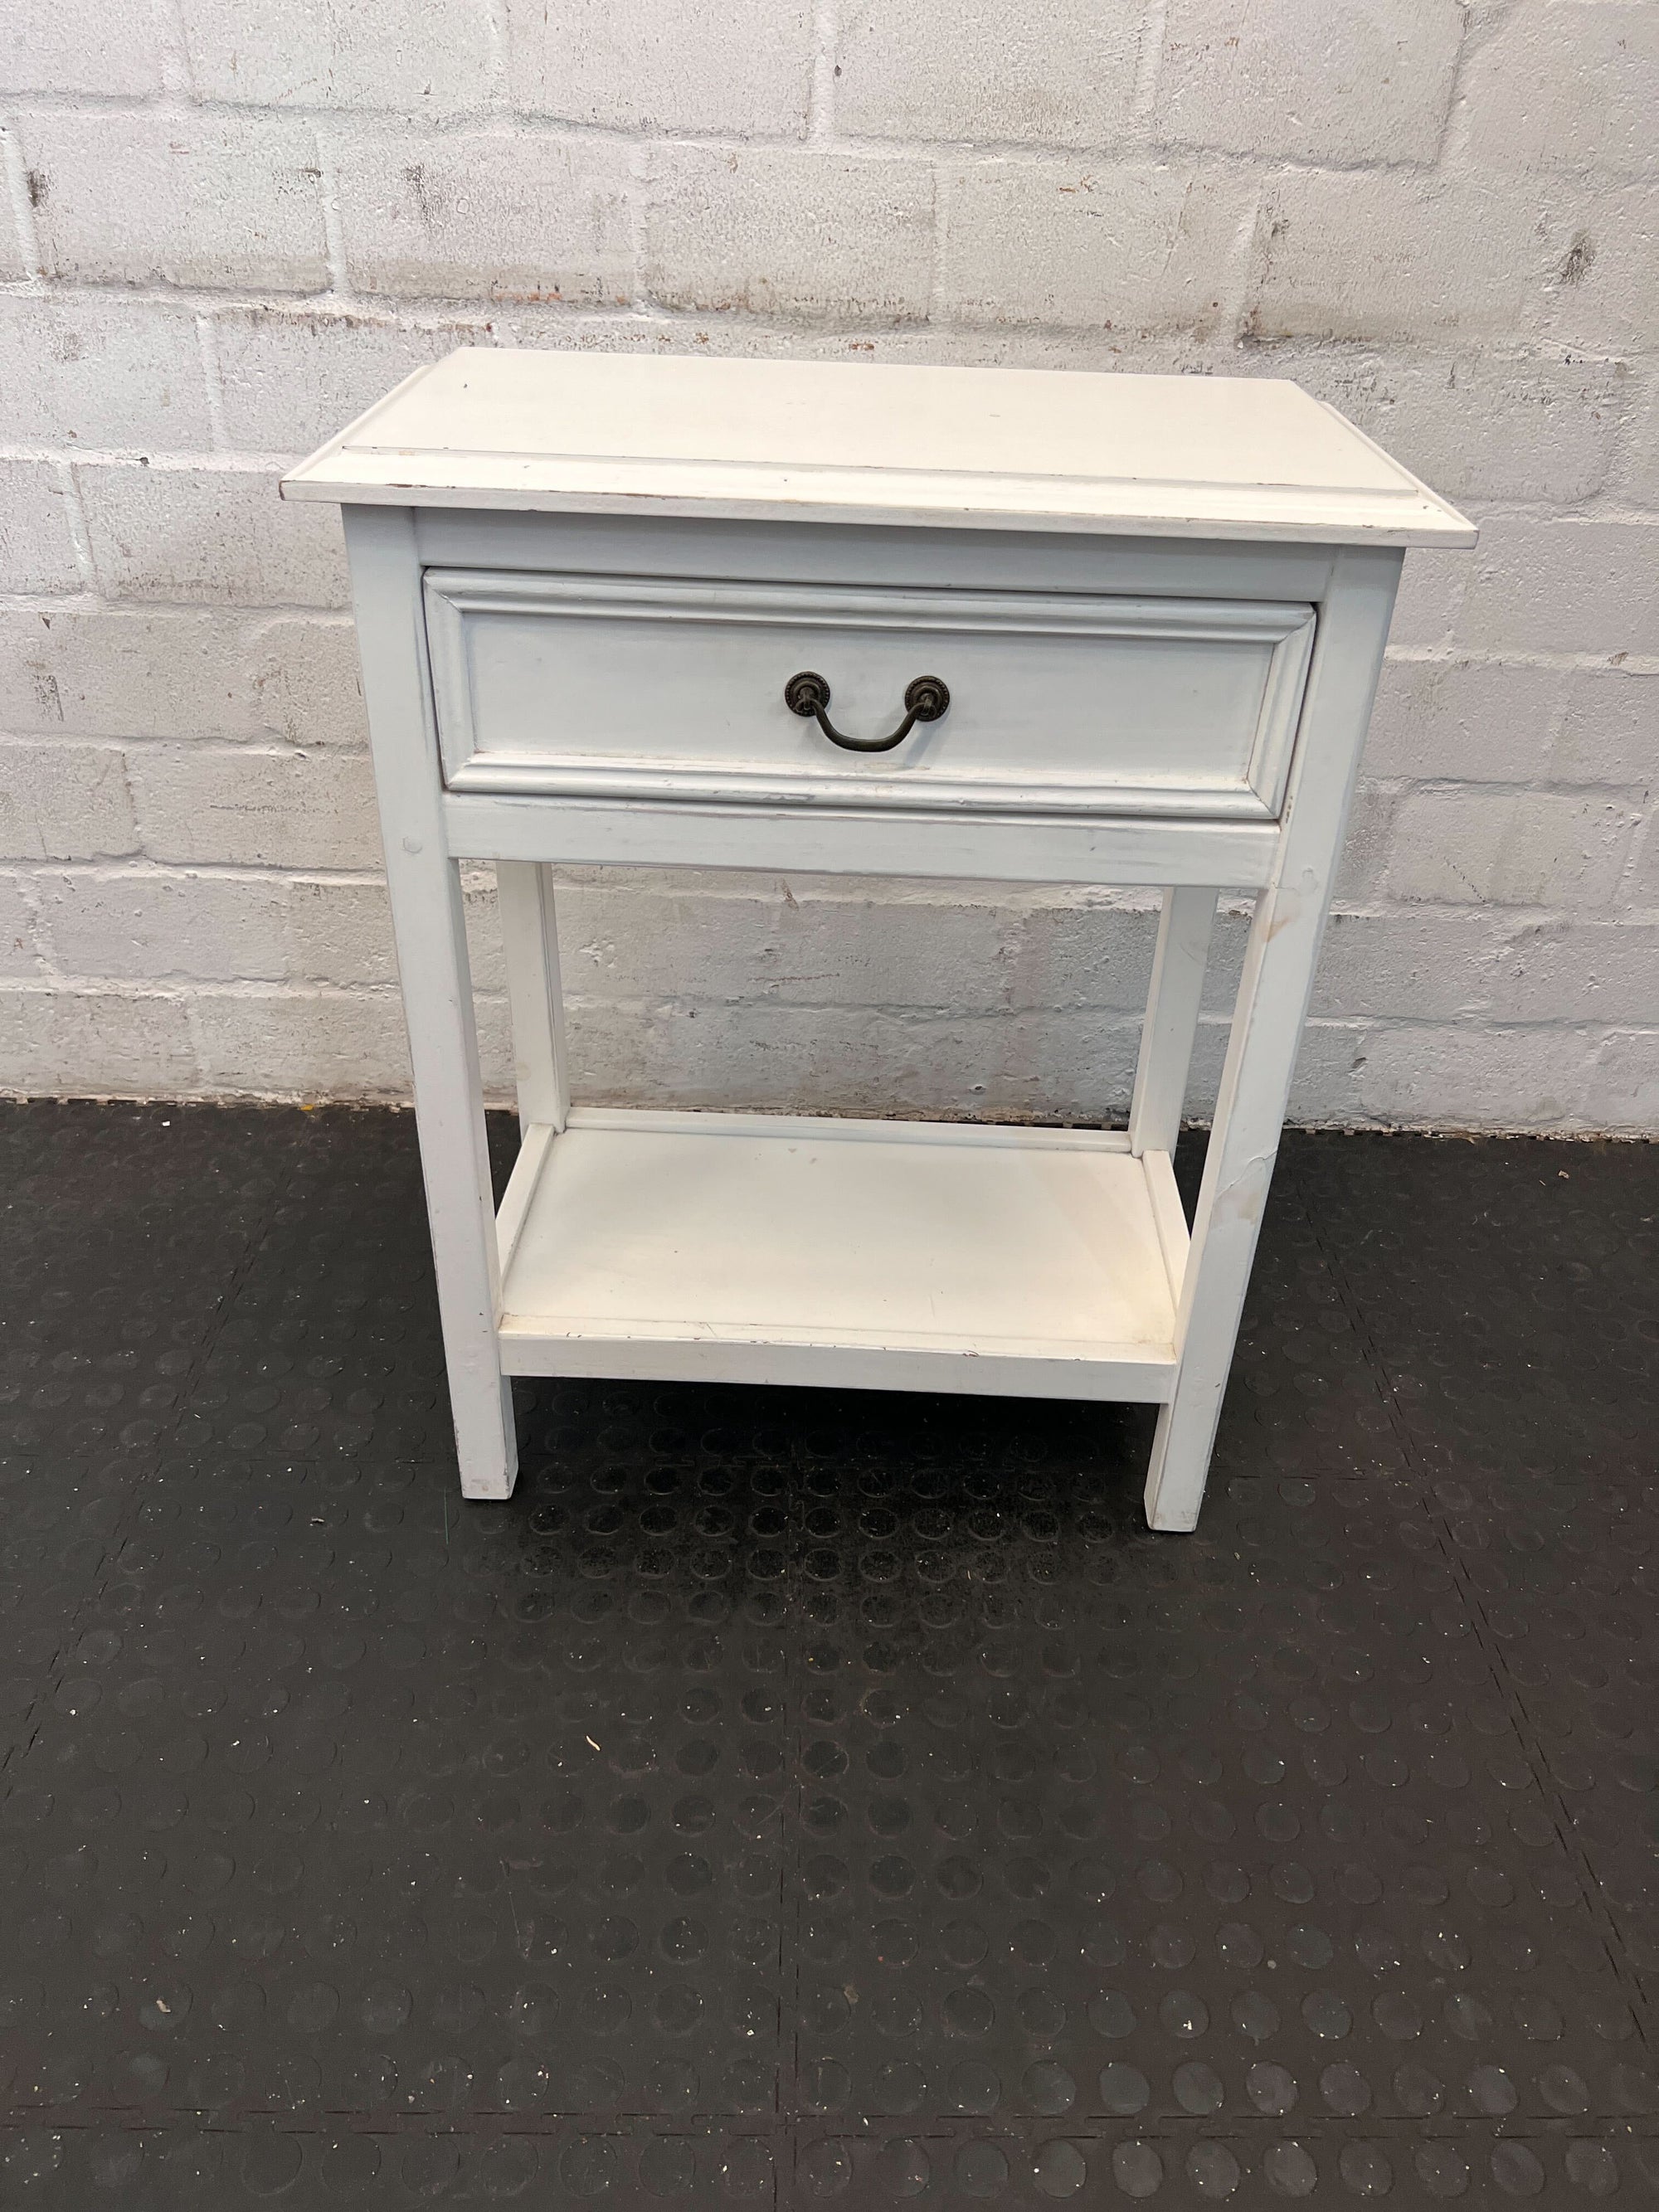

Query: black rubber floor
left=1, top=1103, right=1656, bottom=2206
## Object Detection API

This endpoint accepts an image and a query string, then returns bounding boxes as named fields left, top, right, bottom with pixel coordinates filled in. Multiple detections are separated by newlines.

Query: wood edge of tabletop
left=275, top=352, right=1479, bottom=551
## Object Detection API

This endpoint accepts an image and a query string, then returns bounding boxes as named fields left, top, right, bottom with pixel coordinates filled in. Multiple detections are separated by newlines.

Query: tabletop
left=280, top=348, right=1477, bottom=547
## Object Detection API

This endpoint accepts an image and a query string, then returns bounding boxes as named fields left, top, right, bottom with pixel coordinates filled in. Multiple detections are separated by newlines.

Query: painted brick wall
left=2, top=0, right=1655, bottom=1130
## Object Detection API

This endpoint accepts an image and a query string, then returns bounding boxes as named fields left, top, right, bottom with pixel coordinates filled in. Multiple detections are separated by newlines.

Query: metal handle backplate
left=783, top=671, right=950, bottom=753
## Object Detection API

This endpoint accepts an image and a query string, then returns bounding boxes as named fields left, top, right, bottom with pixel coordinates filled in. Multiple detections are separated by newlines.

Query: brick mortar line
left=0, top=120, right=42, bottom=275
left=923, top=139, right=948, bottom=329
left=147, top=0, right=194, bottom=101
left=0, top=596, right=360, bottom=619
left=11, top=860, right=1659, bottom=920
left=1383, top=649, right=1659, bottom=673
left=7, top=861, right=393, bottom=882
left=0, top=978, right=478, bottom=999
left=1, top=734, right=362, bottom=754
left=8, top=976, right=1659, bottom=1045
left=0, top=595, right=353, bottom=618
left=1130, top=0, right=1169, bottom=124
left=10, top=868, right=1659, bottom=922
left=1427, top=0, right=1478, bottom=172
left=806, top=0, right=837, bottom=143
left=3, top=299, right=1656, bottom=395
left=4, top=96, right=1649, bottom=199
left=7, top=278, right=1653, bottom=375
left=6, top=447, right=309, bottom=469
left=310, top=124, right=354, bottom=305
left=191, top=309, right=229, bottom=453
left=0, top=96, right=1510, bottom=171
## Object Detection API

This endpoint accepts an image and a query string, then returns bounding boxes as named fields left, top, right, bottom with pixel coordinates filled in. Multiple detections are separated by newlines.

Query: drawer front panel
left=424, top=570, right=1316, bottom=819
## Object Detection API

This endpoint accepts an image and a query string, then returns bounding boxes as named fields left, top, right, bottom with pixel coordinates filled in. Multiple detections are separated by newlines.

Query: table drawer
left=424, top=569, right=1316, bottom=819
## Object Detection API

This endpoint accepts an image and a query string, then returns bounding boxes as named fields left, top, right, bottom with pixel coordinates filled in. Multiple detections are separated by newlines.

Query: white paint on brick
left=187, top=985, right=412, bottom=1097
left=1309, top=908, right=1500, bottom=1022
left=127, top=747, right=383, bottom=869
left=283, top=878, right=398, bottom=985
left=35, top=865, right=397, bottom=986
left=1382, top=542, right=1472, bottom=652
left=0, top=130, right=28, bottom=283
left=1590, top=1029, right=1659, bottom=1131
left=557, top=995, right=1150, bottom=1124
left=1, top=985, right=198, bottom=1096
left=645, top=146, right=935, bottom=320
left=1155, top=0, right=1463, bottom=165
left=246, top=617, right=369, bottom=749
left=1457, top=517, right=1659, bottom=659
left=332, top=130, right=635, bottom=304
left=0, top=295, right=212, bottom=451
left=1384, top=790, right=1642, bottom=910
left=1, top=0, right=1654, bottom=1130
left=834, top=0, right=1141, bottom=150
left=1626, top=816, right=1659, bottom=912
left=1462, top=0, right=1659, bottom=182
left=1478, top=919, right=1659, bottom=1025
left=1624, top=376, right=1659, bottom=508
left=76, top=464, right=349, bottom=608
left=0, top=0, right=162, bottom=98
left=1273, top=1019, right=1375, bottom=1122
left=213, top=306, right=495, bottom=452
left=1538, top=180, right=1659, bottom=354
left=0, top=742, right=139, bottom=861
left=0, top=608, right=259, bottom=739
left=1330, top=784, right=1400, bottom=905
left=1253, top=346, right=1624, bottom=506
left=1364, top=659, right=1561, bottom=784
left=1246, top=169, right=1651, bottom=348
left=0, top=873, right=42, bottom=977
left=1000, top=899, right=1160, bottom=1014
left=0, top=459, right=82, bottom=591
left=937, top=160, right=1253, bottom=333
left=504, top=0, right=814, bottom=136
left=1551, top=667, right=1659, bottom=790
left=22, top=112, right=329, bottom=290
left=563, top=876, right=1014, bottom=1014
left=178, top=0, right=499, bottom=114
left=36, top=865, right=292, bottom=982
left=1355, top=1021, right=1596, bottom=1131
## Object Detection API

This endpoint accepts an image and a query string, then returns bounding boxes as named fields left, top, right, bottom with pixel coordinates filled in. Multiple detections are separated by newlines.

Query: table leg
left=1144, top=879, right=1314, bottom=1529
left=345, top=506, right=518, bottom=1500
left=1130, top=886, right=1216, bottom=1158
left=497, top=861, right=569, bottom=1135
left=1144, top=544, right=1403, bottom=1531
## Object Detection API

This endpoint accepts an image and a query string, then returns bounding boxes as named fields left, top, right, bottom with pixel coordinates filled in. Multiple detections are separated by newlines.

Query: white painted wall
left=1, top=0, right=1655, bottom=1131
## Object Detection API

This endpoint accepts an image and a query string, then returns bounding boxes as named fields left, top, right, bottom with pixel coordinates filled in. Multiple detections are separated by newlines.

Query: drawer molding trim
left=424, top=569, right=1316, bottom=821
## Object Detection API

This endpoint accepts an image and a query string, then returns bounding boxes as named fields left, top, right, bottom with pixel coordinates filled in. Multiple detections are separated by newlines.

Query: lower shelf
left=494, top=1108, right=1186, bottom=1402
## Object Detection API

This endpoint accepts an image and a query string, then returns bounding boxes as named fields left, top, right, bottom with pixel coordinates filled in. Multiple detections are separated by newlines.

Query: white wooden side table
left=283, top=352, right=1473, bottom=1530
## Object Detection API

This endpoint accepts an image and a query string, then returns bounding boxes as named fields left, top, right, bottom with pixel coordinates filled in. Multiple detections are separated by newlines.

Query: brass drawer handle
left=784, top=670, right=950, bottom=754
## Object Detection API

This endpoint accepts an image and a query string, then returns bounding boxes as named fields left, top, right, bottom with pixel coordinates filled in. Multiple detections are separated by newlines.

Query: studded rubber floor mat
left=0, top=1104, right=1655, bottom=2205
